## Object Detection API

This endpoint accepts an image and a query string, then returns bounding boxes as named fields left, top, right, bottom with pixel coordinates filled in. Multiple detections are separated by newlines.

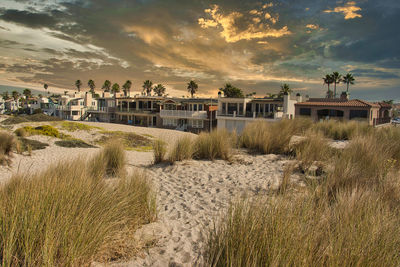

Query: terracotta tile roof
left=295, top=99, right=380, bottom=108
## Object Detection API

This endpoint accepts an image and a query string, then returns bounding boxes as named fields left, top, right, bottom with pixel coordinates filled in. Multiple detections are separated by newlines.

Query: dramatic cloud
left=324, top=1, right=362, bottom=20
left=198, top=5, right=291, bottom=43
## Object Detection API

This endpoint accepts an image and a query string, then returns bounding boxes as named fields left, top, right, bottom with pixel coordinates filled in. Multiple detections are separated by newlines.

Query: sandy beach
left=0, top=120, right=296, bottom=266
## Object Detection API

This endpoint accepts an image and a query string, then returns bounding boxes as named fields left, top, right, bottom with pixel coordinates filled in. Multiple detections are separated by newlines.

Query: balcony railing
left=160, top=110, right=208, bottom=119
left=217, top=111, right=282, bottom=119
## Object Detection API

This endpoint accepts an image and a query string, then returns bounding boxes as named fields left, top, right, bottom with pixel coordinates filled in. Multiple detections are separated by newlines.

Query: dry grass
left=1, top=114, right=61, bottom=125
left=96, top=131, right=152, bottom=151
left=92, top=141, right=126, bottom=177
left=168, top=136, right=194, bottom=163
left=205, top=122, right=400, bottom=266
left=194, top=129, right=234, bottom=161
left=240, top=118, right=312, bottom=154
left=153, top=139, right=166, bottom=164
left=60, top=121, right=102, bottom=132
left=0, top=132, right=15, bottom=165
left=312, top=120, right=371, bottom=140
left=0, top=150, right=156, bottom=266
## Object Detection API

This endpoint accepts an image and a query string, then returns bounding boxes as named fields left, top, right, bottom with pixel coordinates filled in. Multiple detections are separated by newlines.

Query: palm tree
left=187, top=80, right=198, bottom=98
left=219, top=83, right=244, bottom=98
left=342, top=73, right=355, bottom=93
left=331, top=72, right=342, bottom=98
left=111, top=83, right=120, bottom=94
left=11, top=91, right=20, bottom=101
left=64, top=91, right=68, bottom=96
left=142, top=80, right=153, bottom=96
left=153, top=84, right=166, bottom=96
left=122, top=80, right=132, bottom=96
left=102, top=80, right=111, bottom=92
left=23, top=89, right=32, bottom=98
left=75, top=80, right=82, bottom=92
left=279, top=83, right=292, bottom=96
left=323, top=74, right=334, bottom=98
left=43, top=83, right=48, bottom=94
left=88, top=80, right=95, bottom=94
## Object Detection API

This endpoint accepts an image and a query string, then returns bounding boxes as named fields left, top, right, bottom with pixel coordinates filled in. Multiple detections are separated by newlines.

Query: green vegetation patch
left=1, top=114, right=61, bottom=125
left=55, top=139, right=97, bottom=148
left=96, top=131, right=152, bottom=151
left=18, top=137, right=49, bottom=151
left=17, top=125, right=69, bottom=139
left=60, top=121, right=103, bottom=132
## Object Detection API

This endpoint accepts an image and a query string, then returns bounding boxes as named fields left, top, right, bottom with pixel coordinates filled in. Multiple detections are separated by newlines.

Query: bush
left=0, top=157, right=156, bottom=266
left=60, top=121, right=101, bottom=132
left=240, top=118, right=312, bottom=154
left=168, top=136, right=194, bottom=163
left=55, top=139, right=96, bottom=148
left=17, top=125, right=65, bottom=138
left=14, top=127, right=27, bottom=137
left=194, top=129, right=233, bottom=160
left=0, top=132, right=15, bottom=165
left=1, top=114, right=61, bottom=125
left=153, top=139, right=166, bottom=164
left=19, top=138, right=49, bottom=151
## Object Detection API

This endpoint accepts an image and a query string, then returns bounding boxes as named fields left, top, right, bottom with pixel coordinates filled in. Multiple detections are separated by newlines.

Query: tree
left=23, top=89, right=32, bottom=98
left=331, top=72, right=342, bottom=98
left=279, top=83, right=292, bottom=97
left=88, top=80, right=95, bottom=94
left=38, top=94, right=43, bottom=98
left=219, top=83, right=244, bottom=98
left=187, top=80, right=198, bottom=98
left=153, top=84, right=166, bottom=96
left=142, top=80, right=153, bottom=96
left=102, top=80, right=111, bottom=92
left=323, top=74, right=334, bottom=99
left=383, top=100, right=394, bottom=105
left=122, top=80, right=132, bottom=96
left=111, top=83, right=120, bottom=94
left=246, top=92, right=257, bottom=97
left=342, top=73, right=355, bottom=93
left=11, top=91, right=20, bottom=101
left=75, top=80, right=82, bottom=92
left=43, top=83, right=48, bottom=94
left=64, top=91, right=68, bottom=96
left=2, top=91, right=10, bottom=100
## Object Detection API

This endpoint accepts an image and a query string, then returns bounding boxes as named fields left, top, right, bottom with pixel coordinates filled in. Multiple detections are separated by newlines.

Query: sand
left=0, top=120, right=295, bottom=266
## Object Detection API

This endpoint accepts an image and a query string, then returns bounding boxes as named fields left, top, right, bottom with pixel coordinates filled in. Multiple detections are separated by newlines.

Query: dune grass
left=153, top=139, right=167, bottom=164
left=59, top=121, right=102, bottom=132
left=96, top=131, right=152, bottom=151
left=0, top=132, right=15, bottom=165
left=1, top=114, right=61, bottom=125
left=194, top=129, right=234, bottom=161
left=55, top=139, right=96, bottom=148
left=240, top=118, right=312, bottom=154
left=168, top=136, right=194, bottom=163
left=205, top=122, right=400, bottom=266
left=312, top=120, right=371, bottom=140
left=16, top=125, right=69, bottom=139
left=0, top=147, right=156, bottom=266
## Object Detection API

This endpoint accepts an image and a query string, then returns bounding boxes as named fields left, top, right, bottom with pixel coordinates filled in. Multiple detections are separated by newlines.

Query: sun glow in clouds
left=324, top=1, right=362, bottom=20
left=198, top=5, right=291, bottom=43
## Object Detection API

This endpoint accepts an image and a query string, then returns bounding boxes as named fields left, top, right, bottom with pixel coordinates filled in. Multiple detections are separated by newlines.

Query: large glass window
left=299, top=108, right=311, bottom=116
left=350, top=110, right=368, bottom=119
left=227, top=103, right=237, bottom=114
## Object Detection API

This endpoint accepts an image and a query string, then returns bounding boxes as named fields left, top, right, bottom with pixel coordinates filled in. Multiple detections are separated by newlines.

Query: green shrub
left=153, top=139, right=166, bottom=164
left=168, top=136, right=194, bottom=163
left=18, top=138, right=49, bottom=151
left=0, top=157, right=156, bottom=266
left=194, top=129, right=233, bottom=160
left=17, top=125, right=67, bottom=138
left=60, top=121, right=101, bottom=132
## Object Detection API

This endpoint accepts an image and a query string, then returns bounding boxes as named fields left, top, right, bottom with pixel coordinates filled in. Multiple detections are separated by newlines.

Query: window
left=350, top=110, right=368, bottom=119
left=299, top=108, right=311, bottom=116
left=189, top=119, right=203, bottom=128
left=199, top=104, right=203, bottom=111
left=227, top=103, right=237, bottom=114
left=194, top=104, right=198, bottom=111
left=72, top=111, right=79, bottom=115
left=239, top=103, right=244, bottom=115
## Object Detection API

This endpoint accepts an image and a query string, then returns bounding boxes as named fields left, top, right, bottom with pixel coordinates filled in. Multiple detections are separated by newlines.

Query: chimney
left=340, top=91, right=349, bottom=101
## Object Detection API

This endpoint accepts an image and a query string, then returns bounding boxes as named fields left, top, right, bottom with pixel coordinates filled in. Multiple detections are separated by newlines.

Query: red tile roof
left=295, top=99, right=380, bottom=108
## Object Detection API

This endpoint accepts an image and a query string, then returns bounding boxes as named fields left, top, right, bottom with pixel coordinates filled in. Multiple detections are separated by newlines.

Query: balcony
left=217, top=111, right=282, bottom=120
left=160, top=110, right=208, bottom=119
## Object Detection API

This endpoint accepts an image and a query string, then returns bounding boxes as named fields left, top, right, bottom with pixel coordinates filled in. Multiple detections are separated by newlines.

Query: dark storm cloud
left=0, top=9, right=57, bottom=28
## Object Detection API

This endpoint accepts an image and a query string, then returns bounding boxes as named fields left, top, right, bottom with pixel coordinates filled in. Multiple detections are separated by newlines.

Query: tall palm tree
left=43, top=84, right=48, bottom=95
left=111, top=83, right=120, bottom=94
left=88, top=80, right=95, bottom=94
left=153, top=84, right=166, bottom=96
left=342, top=73, right=355, bottom=93
left=122, top=80, right=132, bottom=96
left=64, top=91, right=68, bottom=96
left=23, top=88, right=32, bottom=98
left=323, top=74, right=334, bottom=98
left=75, top=80, right=82, bottom=92
left=187, top=80, right=198, bottom=98
left=102, top=80, right=111, bottom=92
left=11, top=91, right=20, bottom=101
left=279, top=83, right=292, bottom=96
left=142, top=80, right=153, bottom=96
left=331, top=72, right=342, bottom=98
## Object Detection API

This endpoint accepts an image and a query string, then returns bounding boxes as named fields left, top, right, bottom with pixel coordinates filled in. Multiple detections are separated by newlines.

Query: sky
left=0, top=0, right=399, bottom=101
